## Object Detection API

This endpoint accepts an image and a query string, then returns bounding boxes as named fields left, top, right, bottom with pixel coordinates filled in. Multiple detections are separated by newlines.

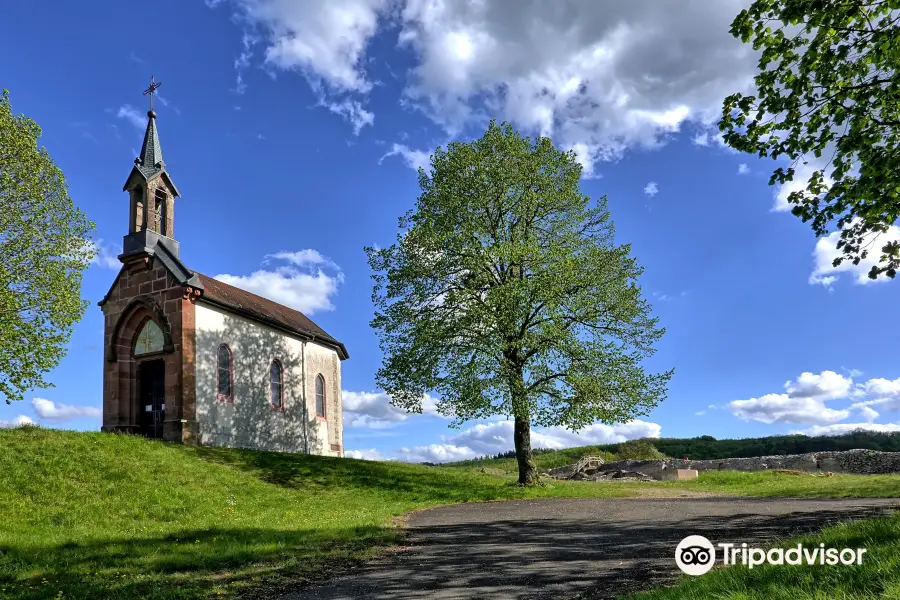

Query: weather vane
left=143, top=75, right=162, bottom=112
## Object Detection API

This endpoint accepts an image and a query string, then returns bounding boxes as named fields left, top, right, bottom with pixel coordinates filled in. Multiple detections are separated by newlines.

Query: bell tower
left=120, top=76, right=182, bottom=261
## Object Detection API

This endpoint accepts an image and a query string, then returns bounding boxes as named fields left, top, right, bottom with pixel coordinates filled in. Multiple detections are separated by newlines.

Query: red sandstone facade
left=101, top=256, right=201, bottom=442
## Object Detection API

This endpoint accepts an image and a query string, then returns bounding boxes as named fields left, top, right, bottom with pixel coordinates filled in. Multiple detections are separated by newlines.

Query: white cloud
left=234, top=32, right=258, bottom=94
left=643, top=181, right=659, bottom=197
left=397, top=0, right=755, bottom=170
left=773, top=160, right=832, bottom=213
left=215, top=0, right=757, bottom=172
left=117, top=105, right=145, bottom=131
left=851, top=396, right=900, bottom=414
left=858, top=406, right=880, bottom=423
left=214, top=250, right=343, bottom=315
left=32, top=398, right=101, bottom=421
left=737, top=163, right=749, bottom=175
left=321, top=98, right=374, bottom=135
left=785, top=370, right=853, bottom=400
left=809, top=222, right=900, bottom=288
left=695, top=410, right=706, bottom=416
left=0, top=415, right=35, bottom=428
left=345, top=448, right=388, bottom=460
left=342, top=390, right=444, bottom=429
left=729, top=394, right=850, bottom=425
left=265, top=249, right=339, bottom=270
left=394, top=418, right=661, bottom=463
left=89, top=239, right=120, bottom=270
left=864, top=377, right=900, bottom=397
left=792, top=422, right=900, bottom=436
left=379, top=143, right=432, bottom=172
left=228, top=0, right=389, bottom=94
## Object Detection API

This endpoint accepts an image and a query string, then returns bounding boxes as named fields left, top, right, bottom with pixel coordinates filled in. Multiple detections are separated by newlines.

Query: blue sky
left=2, top=0, right=899, bottom=462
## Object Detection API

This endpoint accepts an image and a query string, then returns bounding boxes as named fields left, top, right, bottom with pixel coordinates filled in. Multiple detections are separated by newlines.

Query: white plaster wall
left=193, top=302, right=342, bottom=456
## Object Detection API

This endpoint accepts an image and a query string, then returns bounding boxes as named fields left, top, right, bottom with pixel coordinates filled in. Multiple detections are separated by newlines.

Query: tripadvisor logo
left=675, top=535, right=867, bottom=576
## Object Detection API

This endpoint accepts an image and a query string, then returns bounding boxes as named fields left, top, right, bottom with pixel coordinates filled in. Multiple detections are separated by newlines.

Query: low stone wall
left=547, top=449, right=900, bottom=481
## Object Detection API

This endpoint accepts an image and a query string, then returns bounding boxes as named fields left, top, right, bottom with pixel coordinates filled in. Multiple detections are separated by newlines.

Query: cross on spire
left=143, top=75, right=162, bottom=113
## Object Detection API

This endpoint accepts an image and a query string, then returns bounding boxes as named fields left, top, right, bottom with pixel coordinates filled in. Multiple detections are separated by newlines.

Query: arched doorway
left=132, top=317, right=167, bottom=439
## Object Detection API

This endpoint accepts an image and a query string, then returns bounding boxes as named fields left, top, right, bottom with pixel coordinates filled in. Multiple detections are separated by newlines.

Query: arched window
left=270, top=360, right=283, bottom=410
left=216, top=344, right=233, bottom=401
left=133, top=319, right=164, bottom=356
left=315, top=374, right=326, bottom=418
left=132, top=186, right=144, bottom=232
left=154, top=189, right=167, bottom=236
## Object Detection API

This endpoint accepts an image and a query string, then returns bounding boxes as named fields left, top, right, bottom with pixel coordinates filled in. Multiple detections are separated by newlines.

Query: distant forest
left=476, top=431, right=900, bottom=462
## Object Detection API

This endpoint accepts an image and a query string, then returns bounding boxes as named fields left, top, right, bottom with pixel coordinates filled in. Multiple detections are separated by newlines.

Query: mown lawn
left=1, top=427, right=898, bottom=600
left=0, top=427, right=657, bottom=600
left=628, top=511, right=900, bottom=600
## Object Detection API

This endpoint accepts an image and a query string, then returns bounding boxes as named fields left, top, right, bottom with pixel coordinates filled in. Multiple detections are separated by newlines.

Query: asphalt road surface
left=281, top=495, right=899, bottom=600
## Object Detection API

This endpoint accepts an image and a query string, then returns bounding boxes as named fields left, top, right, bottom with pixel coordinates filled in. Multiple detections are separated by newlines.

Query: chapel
left=99, top=94, right=348, bottom=457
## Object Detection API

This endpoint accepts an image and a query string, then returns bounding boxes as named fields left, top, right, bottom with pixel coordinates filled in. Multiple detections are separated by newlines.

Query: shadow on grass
left=0, top=524, right=394, bottom=600
left=184, top=445, right=512, bottom=503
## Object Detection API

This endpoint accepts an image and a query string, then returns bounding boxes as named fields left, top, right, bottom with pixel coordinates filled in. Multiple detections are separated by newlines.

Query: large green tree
left=721, top=0, right=900, bottom=279
left=0, top=90, right=95, bottom=404
left=366, top=121, right=672, bottom=485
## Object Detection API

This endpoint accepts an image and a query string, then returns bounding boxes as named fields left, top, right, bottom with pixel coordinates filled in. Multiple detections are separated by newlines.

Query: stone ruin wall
left=548, top=449, right=900, bottom=480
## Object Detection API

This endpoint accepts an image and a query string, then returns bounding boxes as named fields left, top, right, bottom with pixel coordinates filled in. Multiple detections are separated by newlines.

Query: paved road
left=282, top=496, right=899, bottom=600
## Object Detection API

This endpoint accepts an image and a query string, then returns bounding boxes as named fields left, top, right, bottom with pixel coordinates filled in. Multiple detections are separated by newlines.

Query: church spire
left=122, top=76, right=180, bottom=251
left=135, top=109, right=165, bottom=178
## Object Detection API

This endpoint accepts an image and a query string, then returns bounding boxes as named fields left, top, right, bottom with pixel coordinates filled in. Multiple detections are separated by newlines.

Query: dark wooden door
left=139, top=360, right=166, bottom=439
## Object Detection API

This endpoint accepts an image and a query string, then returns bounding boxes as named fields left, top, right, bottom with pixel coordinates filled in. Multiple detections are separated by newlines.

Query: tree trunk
left=513, top=414, right=539, bottom=485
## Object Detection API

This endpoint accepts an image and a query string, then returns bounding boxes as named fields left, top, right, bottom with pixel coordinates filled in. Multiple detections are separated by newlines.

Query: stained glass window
left=134, top=320, right=164, bottom=356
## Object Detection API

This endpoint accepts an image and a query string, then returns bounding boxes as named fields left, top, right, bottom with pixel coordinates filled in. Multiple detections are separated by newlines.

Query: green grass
left=666, top=470, right=900, bottom=498
left=628, top=512, right=900, bottom=599
left=0, top=427, right=662, bottom=600
left=1, top=428, right=898, bottom=600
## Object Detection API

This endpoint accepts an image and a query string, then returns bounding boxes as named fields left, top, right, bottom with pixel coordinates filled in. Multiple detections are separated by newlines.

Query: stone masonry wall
left=548, top=449, right=900, bottom=480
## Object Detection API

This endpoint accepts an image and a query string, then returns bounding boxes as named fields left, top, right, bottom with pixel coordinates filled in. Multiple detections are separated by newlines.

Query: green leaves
left=0, top=90, right=96, bottom=403
left=365, top=121, right=671, bottom=435
left=720, top=1, right=900, bottom=280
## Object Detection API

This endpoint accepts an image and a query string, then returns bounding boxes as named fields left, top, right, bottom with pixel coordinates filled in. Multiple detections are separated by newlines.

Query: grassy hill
left=0, top=427, right=676, bottom=600
left=2, top=427, right=899, bottom=600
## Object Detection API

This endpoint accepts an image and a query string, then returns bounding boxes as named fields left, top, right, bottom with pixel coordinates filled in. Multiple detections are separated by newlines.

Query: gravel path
left=281, top=496, right=899, bottom=600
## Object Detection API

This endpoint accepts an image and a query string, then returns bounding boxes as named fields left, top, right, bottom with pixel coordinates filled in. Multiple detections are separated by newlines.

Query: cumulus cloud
left=0, top=415, right=35, bottom=428
left=809, top=222, right=900, bottom=288
left=643, top=181, right=659, bottom=197
left=792, top=422, right=900, bottom=437
left=214, top=249, right=343, bottom=315
left=342, top=390, right=445, bottom=429
left=32, top=398, right=101, bottom=421
left=397, top=0, right=755, bottom=169
left=214, top=0, right=757, bottom=170
left=858, top=406, right=880, bottom=423
left=345, top=448, right=388, bottom=460
left=379, top=143, right=432, bottom=172
left=737, top=163, right=749, bottom=175
left=864, top=377, right=900, bottom=397
left=784, top=370, right=853, bottom=401
left=729, top=394, right=850, bottom=425
left=394, top=418, right=661, bottom=463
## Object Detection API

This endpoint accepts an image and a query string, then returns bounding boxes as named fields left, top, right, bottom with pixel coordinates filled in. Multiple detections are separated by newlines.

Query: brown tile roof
left=194, top=273, right=348, bottom=359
